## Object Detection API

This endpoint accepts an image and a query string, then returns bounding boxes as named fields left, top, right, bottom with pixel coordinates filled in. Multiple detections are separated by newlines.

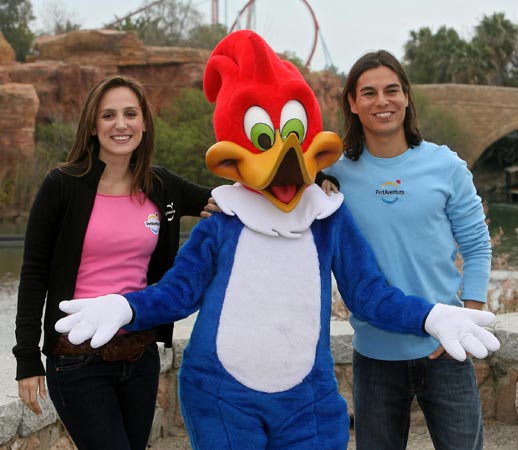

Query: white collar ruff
left=211, top=183, right=343, bottom=238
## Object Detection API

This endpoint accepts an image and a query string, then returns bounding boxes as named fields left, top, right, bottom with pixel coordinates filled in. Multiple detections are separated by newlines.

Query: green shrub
left=154, top=88, right=224, bottom=187
left=0, top=121, right=75, bottom=218
left=414, top=91, right=467, bottom=149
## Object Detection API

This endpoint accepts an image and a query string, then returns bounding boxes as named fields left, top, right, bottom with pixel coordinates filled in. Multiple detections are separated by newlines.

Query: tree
left=413, top=90, right=467, bottom=151
left=154, top=88, right=223, bottom=186
left=404, top=26, right=472, bottom=83
left=509, top=51, right=518, bottom=86
left=0, top=0, right=34, bottom=61
left=277, top=51, right=305, bottom=71
left=184, top=23, right=228, bottom=50
left=110, top=0, right=204, bottom=47
left=403, top=13, right=518, bottom=87
left=472, top=13, right=518, bottom=86
left=37, top=0, right=81, bottom=35
left=447, top=41, right=493, bottom=84
left=474, top=131, right=518, bottom=170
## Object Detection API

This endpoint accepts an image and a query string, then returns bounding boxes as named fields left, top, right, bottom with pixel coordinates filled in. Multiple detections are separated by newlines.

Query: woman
left=13, top=74, right=212, bottom=449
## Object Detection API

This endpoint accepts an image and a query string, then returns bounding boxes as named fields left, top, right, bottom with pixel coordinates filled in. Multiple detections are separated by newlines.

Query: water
left=486, top=203, right=518, bottom=268
left=0, top=247, right=22, bottom=306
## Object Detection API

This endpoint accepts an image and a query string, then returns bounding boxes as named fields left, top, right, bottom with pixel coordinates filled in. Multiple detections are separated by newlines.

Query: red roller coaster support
left=212, top=0, right=219, bottom=24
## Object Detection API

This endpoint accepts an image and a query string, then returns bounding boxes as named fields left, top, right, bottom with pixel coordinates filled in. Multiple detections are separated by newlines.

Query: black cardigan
left=13, top=157, right=211, bottom=380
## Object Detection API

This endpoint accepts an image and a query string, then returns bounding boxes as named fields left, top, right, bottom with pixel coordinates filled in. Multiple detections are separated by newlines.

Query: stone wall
left=1, top=314, right=517, bottom=450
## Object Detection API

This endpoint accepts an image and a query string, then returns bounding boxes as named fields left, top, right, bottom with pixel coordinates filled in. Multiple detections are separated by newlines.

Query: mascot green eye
left=251, top=123, right=275, bottom=150
left=280, top=100, right=307, bottom=143
left=244, top=106, right=275, bottom=151
left=281, top=118, right=305, bottom=141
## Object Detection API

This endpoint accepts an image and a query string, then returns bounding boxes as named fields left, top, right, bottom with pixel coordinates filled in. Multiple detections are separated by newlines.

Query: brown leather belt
left=53, top=329, right=156, bottom=362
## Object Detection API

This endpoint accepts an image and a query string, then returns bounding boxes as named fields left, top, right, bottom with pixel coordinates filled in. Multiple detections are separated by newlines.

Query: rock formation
left=0, top=32, right=15, bottom=64
left=0, top=83, right=39, bottom=181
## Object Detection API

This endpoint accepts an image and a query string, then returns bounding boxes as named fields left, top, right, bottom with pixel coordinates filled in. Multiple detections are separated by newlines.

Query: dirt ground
left=149, top=419, right=518, bottom=449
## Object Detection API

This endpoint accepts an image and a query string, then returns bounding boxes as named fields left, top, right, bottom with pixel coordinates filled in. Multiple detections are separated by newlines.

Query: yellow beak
left=206, top=131, right=343, bottom=212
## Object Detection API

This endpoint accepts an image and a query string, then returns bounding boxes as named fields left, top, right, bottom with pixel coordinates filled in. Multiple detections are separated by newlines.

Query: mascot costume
left=56, top=31, right=499, bottom=449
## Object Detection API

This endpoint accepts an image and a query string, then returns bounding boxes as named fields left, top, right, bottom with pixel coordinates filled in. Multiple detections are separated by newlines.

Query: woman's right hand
left=18, top=376, right=46, bottom=415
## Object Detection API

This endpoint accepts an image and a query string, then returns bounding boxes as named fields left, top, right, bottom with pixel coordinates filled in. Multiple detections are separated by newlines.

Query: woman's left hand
left=200, top=197, right=221, bottom=218
left=18, top=376, right=46, bottom=415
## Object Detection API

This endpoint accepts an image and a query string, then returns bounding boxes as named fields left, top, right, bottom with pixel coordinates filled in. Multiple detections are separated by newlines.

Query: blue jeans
left=46, top=343, right=160, bottom=450
left=353, top=350, right=483, bottom=450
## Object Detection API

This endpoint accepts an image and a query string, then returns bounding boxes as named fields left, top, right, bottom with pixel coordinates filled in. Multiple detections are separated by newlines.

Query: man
left=323, top=50, right=491, bottom=450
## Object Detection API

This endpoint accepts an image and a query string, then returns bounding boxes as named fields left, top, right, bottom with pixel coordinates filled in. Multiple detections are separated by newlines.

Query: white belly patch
left=216, top=228, right=321, bottom=393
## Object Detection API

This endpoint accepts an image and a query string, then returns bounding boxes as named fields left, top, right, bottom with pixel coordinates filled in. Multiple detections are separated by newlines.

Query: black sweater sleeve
left=13, top=172, right=64, bottom=379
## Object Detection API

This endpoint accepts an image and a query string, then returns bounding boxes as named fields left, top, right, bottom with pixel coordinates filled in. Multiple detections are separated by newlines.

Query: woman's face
left=92, top=86, right=146, bottom=163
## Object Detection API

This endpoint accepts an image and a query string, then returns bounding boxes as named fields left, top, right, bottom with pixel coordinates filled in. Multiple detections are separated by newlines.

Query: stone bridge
left=414, top=84, right=518, bottom=168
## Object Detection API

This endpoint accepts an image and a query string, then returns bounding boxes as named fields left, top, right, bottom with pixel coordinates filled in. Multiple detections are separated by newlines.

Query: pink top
left=73, top=193, right=160, bottom=299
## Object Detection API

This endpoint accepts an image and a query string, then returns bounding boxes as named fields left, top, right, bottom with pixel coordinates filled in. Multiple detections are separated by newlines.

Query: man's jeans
left=353, top=350, right=483, bottom=450
left=47, top=343, right=160, bottom=450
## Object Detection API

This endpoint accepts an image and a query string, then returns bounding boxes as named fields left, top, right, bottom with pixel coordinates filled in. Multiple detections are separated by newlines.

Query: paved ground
left=149, top=419, right=518, bottom=449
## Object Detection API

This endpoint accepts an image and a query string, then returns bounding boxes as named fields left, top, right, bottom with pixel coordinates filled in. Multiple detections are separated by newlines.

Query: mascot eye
left=251, top=123, right=275, bottom=150
left=244, top=106, right=275, bottom=151
left=281, top=118, right=305, bottom=142
left=280, top=100, right=307, bottom=143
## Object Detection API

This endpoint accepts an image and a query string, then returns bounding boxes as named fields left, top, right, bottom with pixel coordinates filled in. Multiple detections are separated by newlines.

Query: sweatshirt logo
left=145, top=213, right=160, bottom=235
left=376, top=180, right=404, bottom=204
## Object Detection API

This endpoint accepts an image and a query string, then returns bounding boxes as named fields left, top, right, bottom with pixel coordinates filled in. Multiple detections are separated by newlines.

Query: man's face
left=348, top=66, right=409, bottom=143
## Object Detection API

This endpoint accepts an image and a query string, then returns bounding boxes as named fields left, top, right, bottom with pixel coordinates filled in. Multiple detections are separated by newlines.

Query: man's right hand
left=320, top=179, right=339, bottom=196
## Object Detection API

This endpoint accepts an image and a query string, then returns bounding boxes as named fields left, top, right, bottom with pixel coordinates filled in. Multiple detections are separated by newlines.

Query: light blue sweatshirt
left=325, top=141, right=491, bottom=360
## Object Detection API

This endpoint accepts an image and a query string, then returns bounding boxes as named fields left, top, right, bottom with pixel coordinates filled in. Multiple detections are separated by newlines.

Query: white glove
left=424, top=303, right=500, bottom=361
left=55, top=294, right=133, bottom=348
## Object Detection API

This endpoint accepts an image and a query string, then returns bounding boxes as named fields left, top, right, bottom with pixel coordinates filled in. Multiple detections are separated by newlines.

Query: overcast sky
left=31, top=0, right=518, bottom=72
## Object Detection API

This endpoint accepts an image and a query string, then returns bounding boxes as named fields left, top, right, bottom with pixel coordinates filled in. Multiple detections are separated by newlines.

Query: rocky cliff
left=0, top=83, right=39, bottom=181
left=0, top=32, right=15, bottom=63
